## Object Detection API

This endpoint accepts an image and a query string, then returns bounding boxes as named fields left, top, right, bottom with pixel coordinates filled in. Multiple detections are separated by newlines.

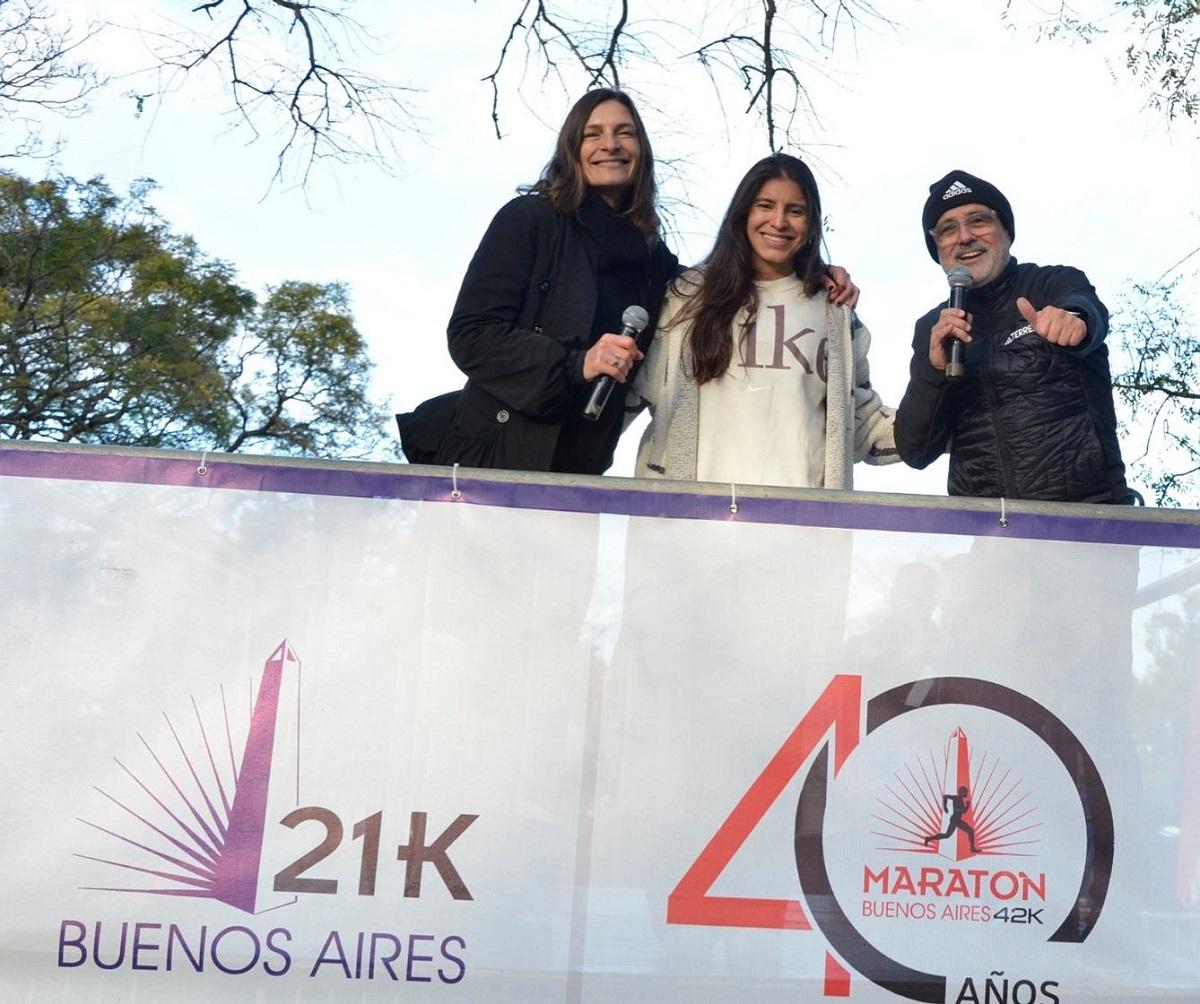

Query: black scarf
left=577, top=192, right=655, bottom=346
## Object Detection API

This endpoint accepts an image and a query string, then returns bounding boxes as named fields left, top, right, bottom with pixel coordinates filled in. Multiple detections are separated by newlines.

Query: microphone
left=945, top=267, right=973, bottom=379
left=583, top=304, right=650, bottom=420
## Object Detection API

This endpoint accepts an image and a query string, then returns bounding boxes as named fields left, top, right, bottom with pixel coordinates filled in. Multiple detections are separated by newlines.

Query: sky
left=8, top=0, right=1199, bottom=499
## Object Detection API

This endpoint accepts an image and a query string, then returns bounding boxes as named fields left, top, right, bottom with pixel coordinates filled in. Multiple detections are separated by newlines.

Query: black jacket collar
left=966, top=256, right=1019, bottom=310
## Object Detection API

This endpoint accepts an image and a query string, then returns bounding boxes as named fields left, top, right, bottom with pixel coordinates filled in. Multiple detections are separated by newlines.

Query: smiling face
left=933, top=202, right=1012, bottom=286
left=745, top=177, right=809, bottom=280
left=579, top=99, right=640, bottom=208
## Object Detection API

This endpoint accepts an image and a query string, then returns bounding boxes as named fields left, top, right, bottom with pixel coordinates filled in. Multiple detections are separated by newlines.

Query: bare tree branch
left=684, top=0, right=889, bottom=153
left=144, top=0, right=420, bottom=187
left=484, top=0, right=645, bottom=139
left=0, top=0, right=103, bottom=157
left=484, top=1, right=889, bottom=154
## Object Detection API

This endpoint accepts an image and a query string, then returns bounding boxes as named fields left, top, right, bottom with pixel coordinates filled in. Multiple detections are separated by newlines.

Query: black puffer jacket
left=895, top=258, right=1129, bottom=502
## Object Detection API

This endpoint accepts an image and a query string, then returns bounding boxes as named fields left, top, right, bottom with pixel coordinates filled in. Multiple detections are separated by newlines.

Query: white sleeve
left=850, top=316, right=900, bottom=466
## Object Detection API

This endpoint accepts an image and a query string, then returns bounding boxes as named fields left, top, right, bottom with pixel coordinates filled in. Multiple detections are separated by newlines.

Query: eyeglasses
left=931, top=210, right=999, bottom=245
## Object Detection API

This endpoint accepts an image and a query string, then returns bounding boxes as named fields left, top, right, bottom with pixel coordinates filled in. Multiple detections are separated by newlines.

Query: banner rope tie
left=450, top=462, right=462, bottom=500
left=729, top=483, right=738, bottom=515
left=999, top=496, right=1008, bottom=528
left=197, top=450, right=209, bottom=477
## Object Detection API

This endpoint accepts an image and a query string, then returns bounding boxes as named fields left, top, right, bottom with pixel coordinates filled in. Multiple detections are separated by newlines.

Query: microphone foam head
left=622, top=305, right=650, bottom=332
left=946, top=266, right=973, bottom=290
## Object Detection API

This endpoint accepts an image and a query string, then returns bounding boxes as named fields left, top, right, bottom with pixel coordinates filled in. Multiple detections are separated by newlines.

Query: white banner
left=1, top=449, right=1198, bottom=1003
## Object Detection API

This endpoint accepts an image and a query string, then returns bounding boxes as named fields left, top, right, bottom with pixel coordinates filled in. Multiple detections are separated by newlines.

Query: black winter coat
left=895, top=259, right=1128, bottom=503
left=435, top=194, right=676, bottom=473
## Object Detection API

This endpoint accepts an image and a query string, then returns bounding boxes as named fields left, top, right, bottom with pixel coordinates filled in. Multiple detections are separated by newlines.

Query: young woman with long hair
left=630, top=154, right=896, bottom=488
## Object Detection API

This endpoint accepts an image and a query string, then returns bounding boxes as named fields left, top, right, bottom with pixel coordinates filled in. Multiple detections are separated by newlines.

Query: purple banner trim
left=2, top=447, right=1197, bottom=549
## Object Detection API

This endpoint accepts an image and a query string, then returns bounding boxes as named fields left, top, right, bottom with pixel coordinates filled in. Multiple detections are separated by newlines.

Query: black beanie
left=922, top=170, right=1015, bottom=261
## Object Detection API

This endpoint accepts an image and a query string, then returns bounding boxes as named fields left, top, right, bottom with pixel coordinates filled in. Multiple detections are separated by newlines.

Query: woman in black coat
left=433, top=88, right=678, bottom=475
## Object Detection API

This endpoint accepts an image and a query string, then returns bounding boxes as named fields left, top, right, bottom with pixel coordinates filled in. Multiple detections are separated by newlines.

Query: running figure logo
left=871, top=724, right=1040, bottom=860
left=923, top=785, right=978, bottom=854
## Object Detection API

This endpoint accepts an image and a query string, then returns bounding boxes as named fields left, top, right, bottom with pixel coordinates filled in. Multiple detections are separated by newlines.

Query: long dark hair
left=525, top=88, right=661, bottom=242
left=680, top=154, right=828, bottom=384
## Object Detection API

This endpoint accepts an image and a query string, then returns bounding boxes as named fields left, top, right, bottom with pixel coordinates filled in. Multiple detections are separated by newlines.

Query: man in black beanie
left=894, top=169, right=1131, bottom=503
